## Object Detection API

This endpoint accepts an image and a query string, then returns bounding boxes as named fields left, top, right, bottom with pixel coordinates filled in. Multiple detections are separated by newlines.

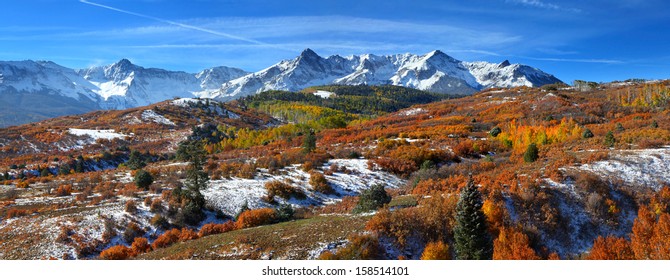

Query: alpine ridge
left=212, top=49, right=562, bottom=100
left=0, top=50, right=561, bottom=127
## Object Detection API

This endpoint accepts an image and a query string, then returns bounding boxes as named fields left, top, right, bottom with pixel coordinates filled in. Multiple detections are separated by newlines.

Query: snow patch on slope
left=203, top=159, right=404, bottom=217
left=141, top=110, right=175, bottom=126
left=68, top=128, right=128, bottom=140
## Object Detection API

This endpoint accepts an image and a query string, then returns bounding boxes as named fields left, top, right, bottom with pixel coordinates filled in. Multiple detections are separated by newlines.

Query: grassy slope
left=138, top=214, right=371, bottom=260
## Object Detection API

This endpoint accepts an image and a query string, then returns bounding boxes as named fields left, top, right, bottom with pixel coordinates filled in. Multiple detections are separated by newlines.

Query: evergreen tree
left=616, top=123, right=625, bottom=132
left=74, top=155, right=85, bottom=173
left=40, top=168, right=51, bottom=177
left=454, top=176, right=493, bottom=260
left=604, top=131, right=616, bottom=148
left=582, top=128, right=594, bottom=139
left=489, top=127, right=502, bottom=137
left=134, top=169, right=154, bottom=189
left=126, top=150, right=146, bottom=170
left=651, top=120, right=659, bottom=128
left=353, top=184, right=391, bottom=213
left=523, top=143, right=539, bottom=163
left=302, top=129, right=316, bottom=154
left=179, top=141, right=209, bottom=225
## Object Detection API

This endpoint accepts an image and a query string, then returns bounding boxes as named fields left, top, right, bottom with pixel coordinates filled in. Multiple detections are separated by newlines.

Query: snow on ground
left=68, top=128, right=127, bottom=141
left=0, top=196, right=158, bottom=259
left=170, top=98, right=200, bottom=107
left=141, top=110, right=176, bottom=126
left=399, top=108, right=426, bottom=116
left=579, top=147, right=670, bottom=190
left=312, top=90, right=335, bottom=99
left=203, top=159, right=405, bottom=217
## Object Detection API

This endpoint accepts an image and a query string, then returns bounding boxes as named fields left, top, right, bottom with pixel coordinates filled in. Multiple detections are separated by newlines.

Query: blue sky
left=1, top=0, right=668, bottom=83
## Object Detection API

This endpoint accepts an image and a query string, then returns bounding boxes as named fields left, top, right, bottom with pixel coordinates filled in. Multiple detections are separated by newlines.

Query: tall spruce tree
left=454, top=176, right=493, bottom=260
left=179, top=141, right=209, bottom=225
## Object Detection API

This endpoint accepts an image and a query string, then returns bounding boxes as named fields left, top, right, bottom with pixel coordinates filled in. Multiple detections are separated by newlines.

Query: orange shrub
left=585, top=236, right=634, bottom=260
left=420, top=241, right=451, bottom=260
left=131, top=237, right=151, bottom=256
left=152, top=228, right=181, bottom=249
left=493, top=227, right=540, bottom=260
left=309, top=171, right=333, bottom=194
left=54, top=185, right=72, bottom=197
left=265, top=180, right=306, bottom=200
left=318, top=234, right=383, bottom=260
left=198, top=221, right=237, bottom=237
left=235, top=208, right=277, bottom=229
left=178, top=228, right=198, bottom=242
left=99, top=245, right=132, bottom=260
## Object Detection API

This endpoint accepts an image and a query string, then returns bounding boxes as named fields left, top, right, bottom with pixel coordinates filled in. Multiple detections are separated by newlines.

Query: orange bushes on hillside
left=235, top=208, right=277, bottom=229
left=420, top=241, right=451, bottom=260
left=492, top=227, right=540, bottom=260
left=99, top=245, right=133, bottom=260
left=585, top=236, right=633, bottom=260
left=198, top=221, right=236, bottom=237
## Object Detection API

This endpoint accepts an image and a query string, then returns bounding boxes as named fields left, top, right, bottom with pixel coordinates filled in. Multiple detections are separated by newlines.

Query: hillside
left=1, top=81, right=670, bottom=260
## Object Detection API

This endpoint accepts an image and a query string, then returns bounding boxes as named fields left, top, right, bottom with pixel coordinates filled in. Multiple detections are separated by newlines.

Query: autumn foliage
left=492, top=227, right=540, bottom=260
left=198, top=221, right=236, bottom=237
left=235, top=208, right=277, bottom=229
left=99, top=245, right=133, bottom=260
left=420, top=241, right=451, bottom=260
left=585, top=236, right=634, bottom=260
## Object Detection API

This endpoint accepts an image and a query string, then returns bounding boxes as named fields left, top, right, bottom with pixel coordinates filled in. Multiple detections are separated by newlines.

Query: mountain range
left=0, top=49, right=561, bottom=127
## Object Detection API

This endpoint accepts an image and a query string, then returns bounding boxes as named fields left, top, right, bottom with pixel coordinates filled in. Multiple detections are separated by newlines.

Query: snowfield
left=141, top=110, right=175, bottom=126
left=579, top=147, right=670, bottom=190
left=68, top=128, right=127, bottom=140
left=312, top=90, right=335, bottom=99
left=203, top=159, right=404, bottom=217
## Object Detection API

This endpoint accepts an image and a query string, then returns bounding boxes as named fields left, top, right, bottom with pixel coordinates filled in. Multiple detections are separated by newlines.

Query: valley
left=1, top=81, right=669, bottom=260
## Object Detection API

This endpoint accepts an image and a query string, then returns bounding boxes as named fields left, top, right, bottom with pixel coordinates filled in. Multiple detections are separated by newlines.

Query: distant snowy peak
left=463, top=60, right=561, bottom=88
left=212, top=49, right=561, bottom=100
left=77, top=59, right=248, bottom=109
left=0, top=60, right=99, bottom=101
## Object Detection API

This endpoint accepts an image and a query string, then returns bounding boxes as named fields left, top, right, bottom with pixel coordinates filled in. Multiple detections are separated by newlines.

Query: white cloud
left=505, top=0, right=581, bottom=12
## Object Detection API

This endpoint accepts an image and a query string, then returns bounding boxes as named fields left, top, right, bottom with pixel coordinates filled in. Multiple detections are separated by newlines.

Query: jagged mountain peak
left=213, top=50, right=562, bottom=100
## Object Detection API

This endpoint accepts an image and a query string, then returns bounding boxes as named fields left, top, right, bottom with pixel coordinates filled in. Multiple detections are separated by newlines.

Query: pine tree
left=523, top=143, right=539, bottom=163
left=126, top=150, right=145, bottom=170
left=179, top=141, right=209, bottom=225
left=302, top=129, right=316, bottom=154
left=604, top=131, right=616, bottom=148
left=134, top=169, right=154, bottom=189
left=454, top=176, right=493, bottom=260
left=582, top=128, right=594, bottom=139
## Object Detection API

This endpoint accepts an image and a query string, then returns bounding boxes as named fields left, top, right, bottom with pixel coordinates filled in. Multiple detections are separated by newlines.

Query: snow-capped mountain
left=0, top=50, right=560, bottom=127
left=77, top=59, right=248, bottom=109
left=212, top=49, right=562, bottom=100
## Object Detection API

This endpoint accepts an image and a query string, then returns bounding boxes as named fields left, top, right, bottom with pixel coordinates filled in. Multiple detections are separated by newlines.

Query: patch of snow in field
left=68, top=128, right=127, bottom=141
left=312, top=90, right=335, bottom=99
left=579, top=147, right=670, bottom=190
left=141, top=110, right=175, bottom=126
left=203, top=159, right=404, bottom=217
left=170, top=98, right=200, bottom=107
left=399, top=108, right=426, bottom=116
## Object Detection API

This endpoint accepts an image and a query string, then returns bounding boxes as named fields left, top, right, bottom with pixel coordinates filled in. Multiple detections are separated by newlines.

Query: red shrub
left=235, top=208, right=277, bottom=229
left=152, top=229, right=181, bottom=249
left=131, top=237, right=151, bottom=256
left=99, top=245, right=132, bottom=260
left=198, top=221, right=237, bottom=237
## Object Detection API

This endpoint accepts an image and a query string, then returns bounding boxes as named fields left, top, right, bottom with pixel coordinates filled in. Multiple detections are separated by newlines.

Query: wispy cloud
left=78, top=0, right=280, bottom=48
left=505, top=0, right=582, bottom=12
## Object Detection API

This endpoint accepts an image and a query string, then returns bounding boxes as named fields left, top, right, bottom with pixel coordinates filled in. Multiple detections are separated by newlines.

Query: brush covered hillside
left=1, top=82, right=670, bottom=260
